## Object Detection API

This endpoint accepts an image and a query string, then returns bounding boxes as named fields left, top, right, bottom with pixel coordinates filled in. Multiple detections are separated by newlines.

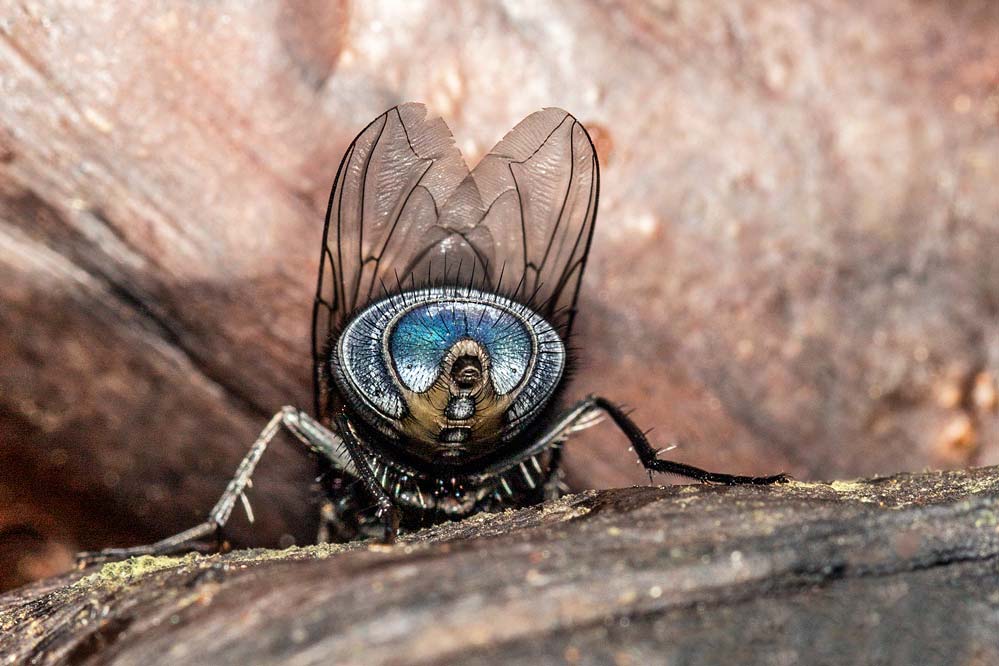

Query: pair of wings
left=312, top=103, right=600, bottom=417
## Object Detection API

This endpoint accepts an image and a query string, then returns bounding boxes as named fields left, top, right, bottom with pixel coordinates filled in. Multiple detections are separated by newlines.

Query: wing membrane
left=436, top=108, right=599, bottom=336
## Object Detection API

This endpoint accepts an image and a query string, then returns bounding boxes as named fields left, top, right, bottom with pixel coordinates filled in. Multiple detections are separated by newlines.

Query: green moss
left=96, top=553, right=198, bottom=583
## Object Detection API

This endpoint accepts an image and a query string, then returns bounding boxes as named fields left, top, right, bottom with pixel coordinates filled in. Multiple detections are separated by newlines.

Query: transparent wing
left=312, top=103, right=468, bottom=415
left=431, top=108, right=599, bottom=338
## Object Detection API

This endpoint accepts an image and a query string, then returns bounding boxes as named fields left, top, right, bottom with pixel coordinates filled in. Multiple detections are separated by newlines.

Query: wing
left=433, top=108, right=599, bottom=339
left=312, top=103, right=469, bottom=415
left=313, top=105, right=600, bottom=417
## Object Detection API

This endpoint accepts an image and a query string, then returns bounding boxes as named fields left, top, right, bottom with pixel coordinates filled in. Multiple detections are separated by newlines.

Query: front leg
left=334, top=412, right=400, bottom=543
left=586, top=396, right=789, bottom=485
left=78, top=406, right=352, bottom=565
left=484, top=396, right=788, bottom=486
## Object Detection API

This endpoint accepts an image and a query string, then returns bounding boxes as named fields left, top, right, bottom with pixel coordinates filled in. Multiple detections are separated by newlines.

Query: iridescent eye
left=389, top=299, right=532, bottom=394
left=332, top=287, right=565, bottom=442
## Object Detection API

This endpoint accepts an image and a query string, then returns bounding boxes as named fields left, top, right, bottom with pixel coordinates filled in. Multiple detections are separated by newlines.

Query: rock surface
left=3, top=466, right=999, bottom=665
left=2, top=0, right=998, bottom=590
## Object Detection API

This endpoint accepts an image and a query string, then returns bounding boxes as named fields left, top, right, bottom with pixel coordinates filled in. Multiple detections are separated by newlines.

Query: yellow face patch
left=397, top=339, right=515, bottom=460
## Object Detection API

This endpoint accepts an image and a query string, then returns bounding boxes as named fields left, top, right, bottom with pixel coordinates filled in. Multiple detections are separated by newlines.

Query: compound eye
left=334, top=304, right=406, bottom=421
left=389, top=301, right=533, bottom=395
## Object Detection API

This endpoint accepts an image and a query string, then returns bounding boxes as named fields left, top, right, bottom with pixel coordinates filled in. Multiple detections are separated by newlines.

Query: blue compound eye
left=332, top=286, right=565, bottom=438
left=389, top=302, right=533, bottom=395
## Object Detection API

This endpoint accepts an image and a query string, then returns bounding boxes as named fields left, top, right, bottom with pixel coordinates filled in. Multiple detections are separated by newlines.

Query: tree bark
left=3, top=466, right=998, bottom=665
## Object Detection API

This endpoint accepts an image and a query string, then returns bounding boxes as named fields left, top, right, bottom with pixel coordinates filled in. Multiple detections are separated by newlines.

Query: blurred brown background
left=1, top=1, right=997, bottom=591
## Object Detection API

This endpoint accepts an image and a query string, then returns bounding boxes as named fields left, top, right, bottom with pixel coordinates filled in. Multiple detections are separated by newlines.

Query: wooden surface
left=3, top=466, right=999, bottom=665
left=1, top=0, right=998, bottom=591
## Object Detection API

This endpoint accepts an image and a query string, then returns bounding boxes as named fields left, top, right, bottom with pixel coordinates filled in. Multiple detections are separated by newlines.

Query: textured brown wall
left=1, top=0, right=997, bottom=590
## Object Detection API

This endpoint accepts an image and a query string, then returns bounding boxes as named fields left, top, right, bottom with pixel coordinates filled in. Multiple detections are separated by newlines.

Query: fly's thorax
left=332, top=287, right=565, bottom=462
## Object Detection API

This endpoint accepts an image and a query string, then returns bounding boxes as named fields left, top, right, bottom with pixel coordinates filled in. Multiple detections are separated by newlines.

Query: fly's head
left=331, top=287, right=565, bottom=463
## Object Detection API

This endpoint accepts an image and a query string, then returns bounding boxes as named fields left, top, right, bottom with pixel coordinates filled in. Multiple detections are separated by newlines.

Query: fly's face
left=332, top=287, right=565, bottom=462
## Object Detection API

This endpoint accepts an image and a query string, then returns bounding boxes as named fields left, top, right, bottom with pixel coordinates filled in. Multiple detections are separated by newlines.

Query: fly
left=81, top=104, right=787, bottom=562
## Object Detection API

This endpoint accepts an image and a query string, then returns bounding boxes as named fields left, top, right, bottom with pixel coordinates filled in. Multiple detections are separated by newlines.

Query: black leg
left=587, top=396, right=790, bottom=485
left=481, top=396, right=788, bottom=487
left=77, top=407, right=354, bottom=565
left=541, top=446, right=565, bottom=501
left=334, top=412, right=400, bottom=542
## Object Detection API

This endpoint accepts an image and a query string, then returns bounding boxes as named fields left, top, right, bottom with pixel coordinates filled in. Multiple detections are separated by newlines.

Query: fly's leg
left=334, top=412, right=400, bottom=543
left=485, top=396, right=789, bottom=486
left=77, top=406, right=353, bottom=565
left=541, top=447, right=565, bottom=502
left=479, top=399, right=605, bottom=478
left=585, top=396, right=789, bottom=484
